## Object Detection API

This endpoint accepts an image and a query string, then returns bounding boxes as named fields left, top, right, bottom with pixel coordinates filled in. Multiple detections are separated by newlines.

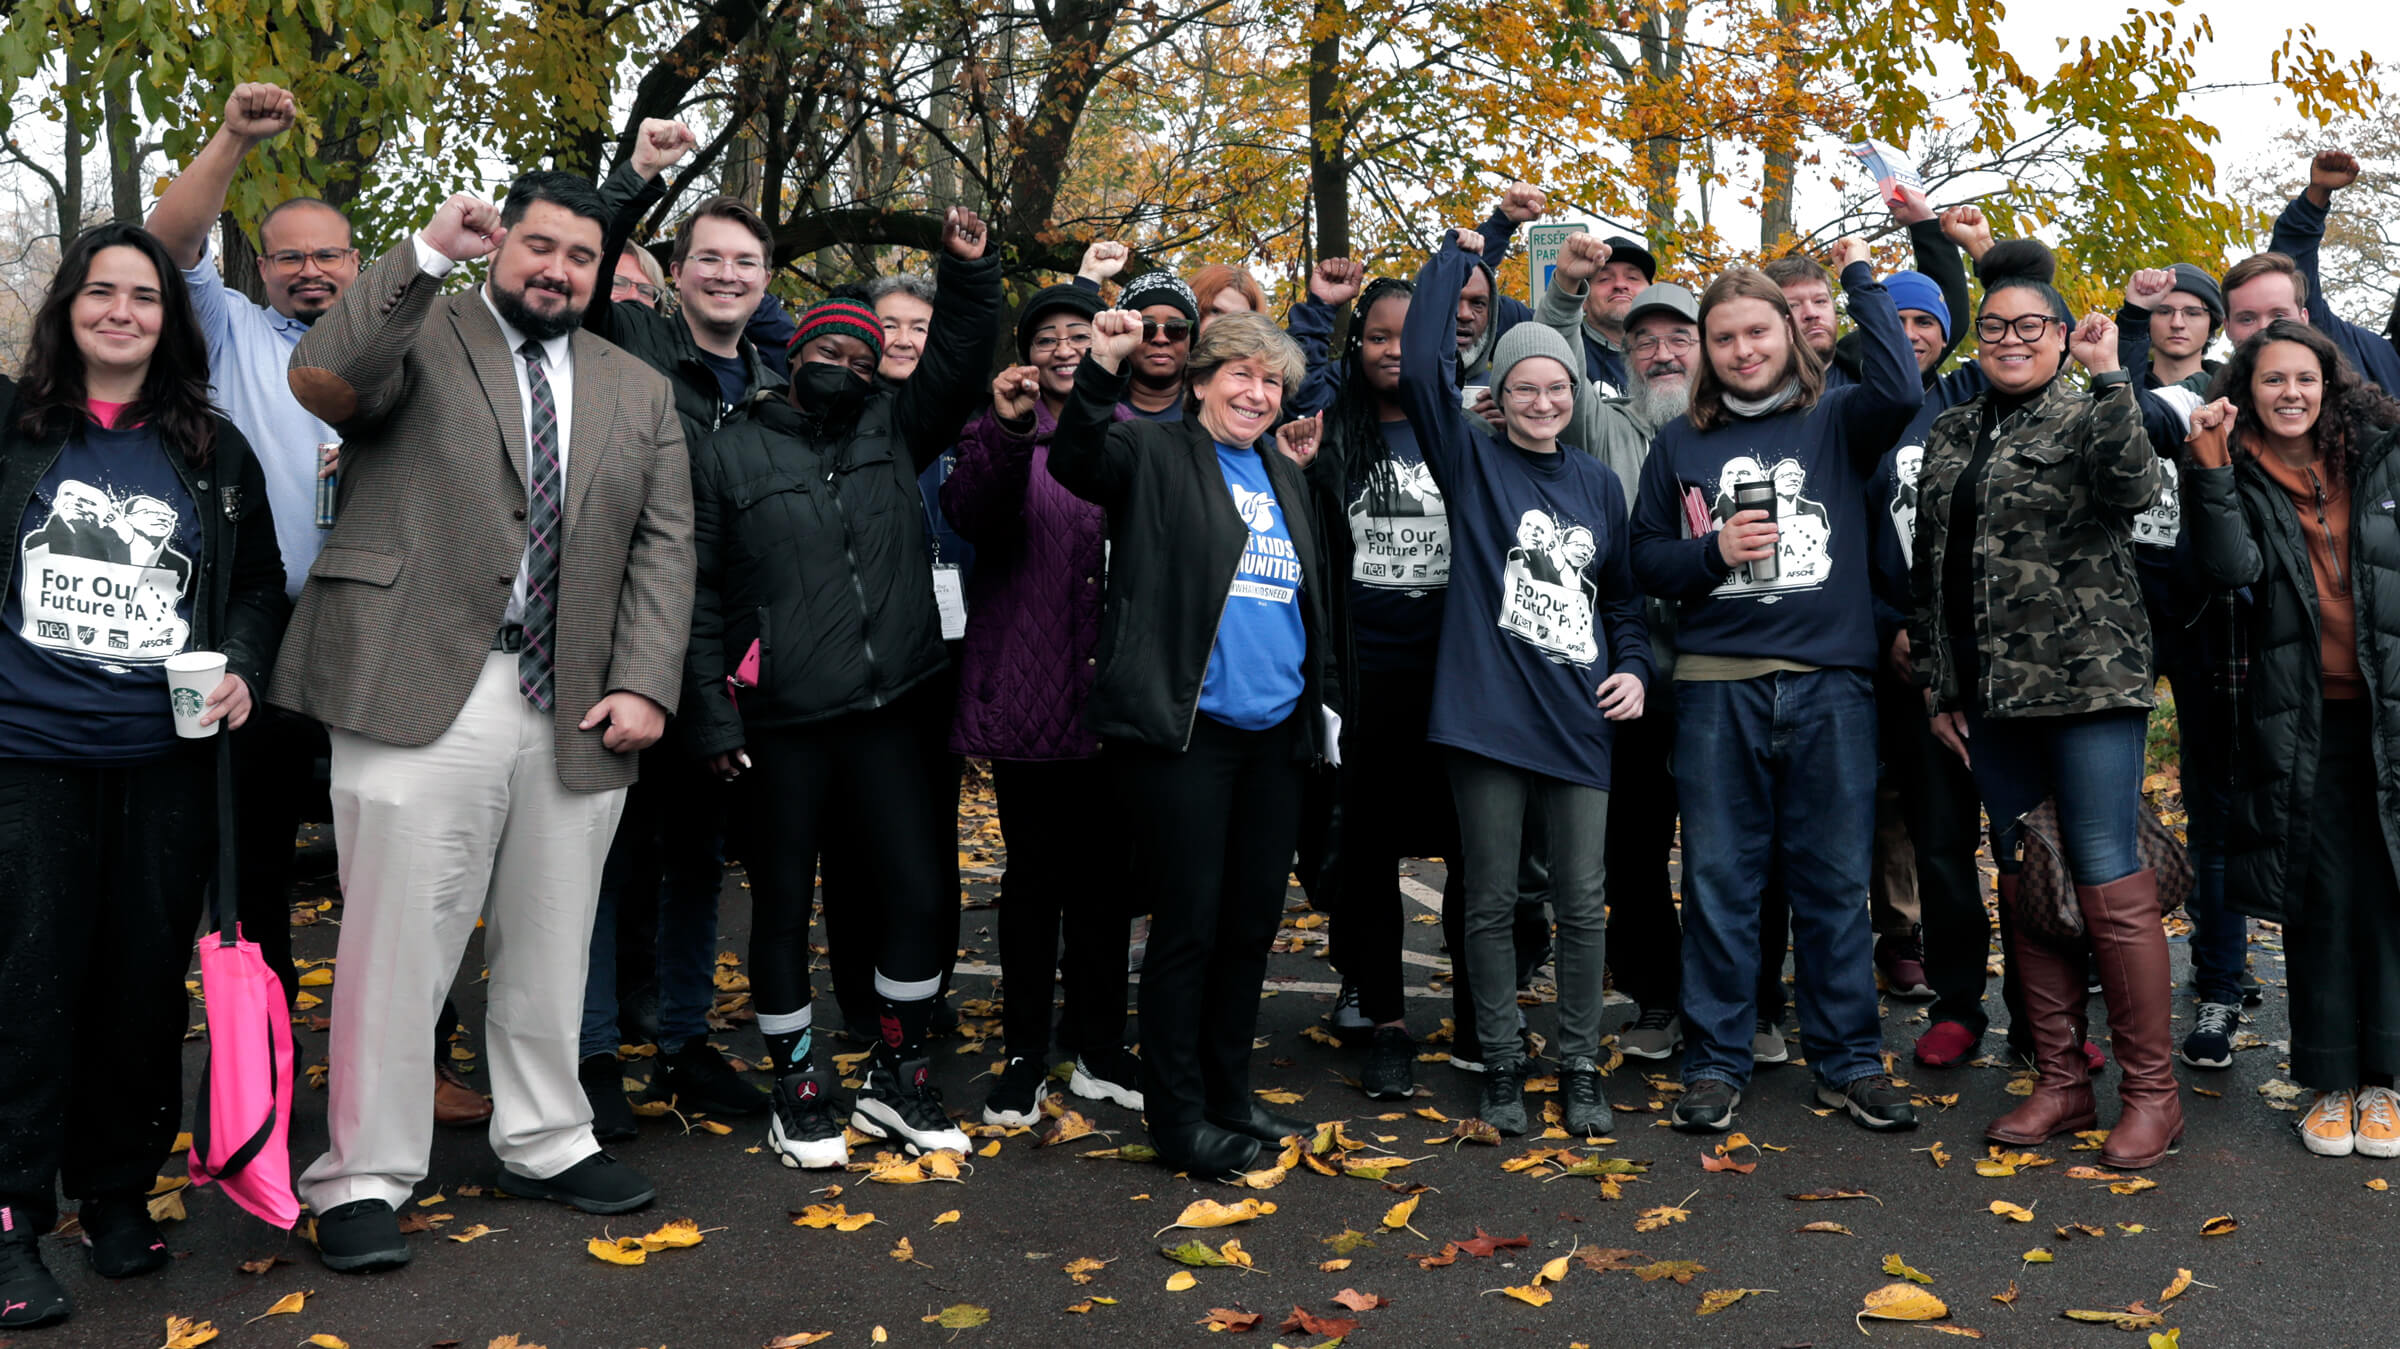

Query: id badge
left=932, top=563, right=967, bottom=641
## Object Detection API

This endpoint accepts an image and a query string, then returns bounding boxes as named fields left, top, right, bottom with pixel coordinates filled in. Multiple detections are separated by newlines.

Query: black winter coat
left=1047, top=358, right=1341, bottom=760
left=2185, top=425, right=2400, bottom=923
left=682, top=252, right=1000, bottom=758
left=0, top=378, right=288, bottom=703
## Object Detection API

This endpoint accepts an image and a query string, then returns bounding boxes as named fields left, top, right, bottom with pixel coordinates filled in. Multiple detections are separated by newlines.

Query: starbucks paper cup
left=165, top=651, right=229, bottom=738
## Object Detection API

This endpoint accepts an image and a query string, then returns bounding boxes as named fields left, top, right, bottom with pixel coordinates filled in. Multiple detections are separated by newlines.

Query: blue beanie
left=1885, top=271, right=1949, bottom=339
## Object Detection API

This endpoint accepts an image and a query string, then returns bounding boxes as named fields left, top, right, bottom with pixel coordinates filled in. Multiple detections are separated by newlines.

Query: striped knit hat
left=789, top=299, right=885, bottom=359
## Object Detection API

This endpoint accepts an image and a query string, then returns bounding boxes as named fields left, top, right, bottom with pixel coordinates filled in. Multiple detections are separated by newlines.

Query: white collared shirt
left=412, top=236, right=575, bottom=630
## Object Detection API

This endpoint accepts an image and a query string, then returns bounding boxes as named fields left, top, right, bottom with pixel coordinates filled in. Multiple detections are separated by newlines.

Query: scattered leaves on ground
left=161, top=1316, right=220, bottom=1348
left=1858, top=1283, right=1951, bottom=1326
left=1493, top=1284, right=1553, bottom=1307
left=1989, top=1201, right=2036, bottom=1223
left=1883, top=1254, right=1933, bottom=1284
left=1157, top=1199, right=1274, bottom=1235
left=2200, top=1214, right=2238, bottom=1237
left=790, top=1204, right=877, bottom=1231
left=587, top=1236, right=646, bottom=1265
left=1632, top=1260, right=1707, bottom=1284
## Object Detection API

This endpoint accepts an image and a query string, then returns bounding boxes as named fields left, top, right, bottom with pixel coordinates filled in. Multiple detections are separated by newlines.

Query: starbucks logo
left=172, top=687, right=204, bottom=718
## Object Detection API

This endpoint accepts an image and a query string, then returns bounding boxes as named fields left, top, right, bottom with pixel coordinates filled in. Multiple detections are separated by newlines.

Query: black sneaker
left=1818, top=1073, right=1919, bottom=1131
left=1617, top=1007, right=1683, bottom=1060
left=1562, top=1064, right=1608, bottom=1137
left=768, top=1070, right=849, bottom=1169
left=499, top=1152, right=657, bottom=1214
left=659, top=1040, right=770, bottom=1117
left=1069, top=1045, right=1144, bottom=1111
left=579, top=1052, right=637, bottom=1142
left=312, top=1198, right=410, bottom=1274
left=1671, top=1079, right=1741, bottom=1133
left=982, top=1055, right=1049, bottom=1127
left=852, top=1050, right=971, bottom=1155
left=1479, top=1065, right=1529, bottom=1136
left=1361, top=1026, right=1416, bottom=1101
left=2180, top=1001, right=2239, bottom=1070
left=77, top=1194, right=167, bottom=1278
left=0, top=1204, right=69, bottom=1326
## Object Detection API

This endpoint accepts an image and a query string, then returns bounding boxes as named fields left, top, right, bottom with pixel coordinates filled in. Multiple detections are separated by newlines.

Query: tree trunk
left=1756, top=0, right=1802, bottom=251
left=1306, top=0, right=1348, bottom=262
left=1632, top=1, right=1690, bottom=258
left=104, top=71, right=140, bottom=224
left=219, top=212, right=265, bottom=306
left=56, top=44, right=85, bottom=243
left=994, top=0, right=1127, bottom=269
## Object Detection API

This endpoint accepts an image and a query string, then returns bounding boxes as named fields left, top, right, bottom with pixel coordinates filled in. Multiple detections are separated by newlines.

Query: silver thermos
left=1733, top=478, right=1777, bottom=582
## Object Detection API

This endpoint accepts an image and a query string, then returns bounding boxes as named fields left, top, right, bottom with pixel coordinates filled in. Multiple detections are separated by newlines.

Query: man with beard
left=1537, top=237, right=1698, bottom=1058
left=1567, top=235, right=1657, bottom=398
left=278, top=173, right=695, bottom=1270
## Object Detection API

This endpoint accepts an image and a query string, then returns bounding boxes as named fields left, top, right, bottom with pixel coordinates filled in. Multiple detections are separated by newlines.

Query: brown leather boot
left=434, top=1061, right=494, bottom=1127
left=1986, top=874, right=2100, bottom=1145
left=2083, top=868, right=2182, bottom=1168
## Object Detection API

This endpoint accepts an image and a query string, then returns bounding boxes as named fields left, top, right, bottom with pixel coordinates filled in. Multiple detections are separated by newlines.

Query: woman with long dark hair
left=2185, top=320, right=2400, bottom=1159
left=1910, top=241, right=2176, bottom=1168
left=0, top=222, right=285, bottom=1327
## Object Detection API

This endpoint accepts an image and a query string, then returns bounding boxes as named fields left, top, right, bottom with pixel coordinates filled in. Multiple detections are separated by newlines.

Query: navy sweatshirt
left=2271, top=192, right=2400, bottom=397
left=1402, top=244, right=1651, bottom=791
left=1630, top=261, right=1922, bottom=673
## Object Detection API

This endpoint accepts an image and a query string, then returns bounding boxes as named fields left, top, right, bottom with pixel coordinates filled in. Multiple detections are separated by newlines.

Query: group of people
left=4, top=70, right=2397, bottom=1331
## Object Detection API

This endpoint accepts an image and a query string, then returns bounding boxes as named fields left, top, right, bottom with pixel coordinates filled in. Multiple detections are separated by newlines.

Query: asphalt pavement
left=35, top=797, right=2400, bottom=1349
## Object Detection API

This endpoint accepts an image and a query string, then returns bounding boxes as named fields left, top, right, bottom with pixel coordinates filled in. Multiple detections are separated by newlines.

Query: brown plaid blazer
left=272, top=240, right=695, bottom=793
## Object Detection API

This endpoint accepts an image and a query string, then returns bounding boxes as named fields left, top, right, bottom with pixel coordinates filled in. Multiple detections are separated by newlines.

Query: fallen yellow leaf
left=1535, top=1253, right=1570, bottom=1286
left=161, top=1315, right=220, bottom=1348
left=1882, top=1253, right=1933, bottom=1284
left=299, top=968, right=333, bottom=987
left=1988, top=1201, right=2035, bottom=1223
left=2108, top=1178, right=2159, bottom=1195
left=2021, top=1248, right=2054, bottom=1264
left=1159, top=1198, right=1274, bottom=1234
left=586, top=1236, right=645, bottom=1265
left=1796, top=1221, right=1854, bottom=1236
left=921, top=1305, right=990, bottom=1329
left=933, top=1210, right=961, bottom=1225
left=1497, top=1284, right=1552, bottom=1306
left=1696, top=1288, right=1769, bottom=1315
left=447, top=1224, right=503, bottom=1244
left=1319, top=1258, right=1352, bottom=1272
left=890, top=1236, right=917, bottom=1262
left=1857, top=1283, right=1949, bottom=1325
left=2200, top=1214, right=2238, bottom=1237
left=760, top=1335, right=834, bottom=1348
left=2369, top=1179, right=2390, bottom=1192
left=148, top=1189, right=188, bottom=1223
left=2161, top=1267, right=2194, bottom=1302
left=791, top=1203, right=877, bottom=1232
left=1381, top=1195, right=1420, bottom=1231
left=639, top=1219, right=706, bottom=1250
left=2064, top=1308, right=2164, bottom=1330
left=1165, top=1271, right=1197, bottom=1292
left=253, top=1290, right=309, bottom=1319
left=303, top=1336, right=349, bottom=1349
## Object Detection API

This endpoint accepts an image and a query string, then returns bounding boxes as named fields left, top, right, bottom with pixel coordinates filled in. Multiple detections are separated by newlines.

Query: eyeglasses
left=1501, top=381, right=1574, bottom=407
left=2154, top=305, right=2213, bottom=323
left=610, top=275, right=662, bottom=304
left=1141, top=319, right=1192, bottom=343
left=1974, top=314, right=2063, bottom=343
left=687, top=253, right=765, bottom=278
left=1031, top=332, right=1094, bottom=356
left=1630, top=331, right=1697, bottom=357
left=265, top=247, right=358, bottom=273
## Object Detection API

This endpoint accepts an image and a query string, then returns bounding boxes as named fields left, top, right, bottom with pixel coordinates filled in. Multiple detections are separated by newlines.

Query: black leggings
left=993, top=757, right=1131, bottom=1058
left=0, top=747, right=211, bottom=1227
left=1116, top=714, right=1305, bottom=1130
left=1601, top=691, right=1680, bottom=1011
left=1332, top=666, right=1457, bottom=1025
left=736, top=704, right=953, bottom=1031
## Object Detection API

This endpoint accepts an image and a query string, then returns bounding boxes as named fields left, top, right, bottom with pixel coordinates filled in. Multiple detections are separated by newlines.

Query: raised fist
left=941, top=207, right=989, bottom=261
left=1274, top=411, right=1324, bottom=469
left=991, top=364, right=1042, bottom=423
left=1077, top=240, right=1129, bottom=284
left=1826, top=236, right=1871, bottom=272
left=1554, top=231, right=1612, bottom=284
left=1938, top=205, right=1994, bottom=261
left=2124, top=267, right=2178, bottom=311
left=1308, top=258, right=1365, bottom=307
left=2185, top=396, right=2235, bottom=468
left=630, top=119, right=698, bottom=179
left=420, top=193, right=504, bottom=263
left=1497, top=183, right=1548, bottom=224
left=223, top=83, right=295, bottom=142
left=2312, top=150, right=2360, bottom=195
left=1089, top=308, right=1145, bottom=371
left=2068, top=312, right=2120, bottom=375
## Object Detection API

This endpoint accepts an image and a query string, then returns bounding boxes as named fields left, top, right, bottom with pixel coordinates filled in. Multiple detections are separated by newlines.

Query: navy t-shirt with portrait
left=0, top=414, right=204, bottom=760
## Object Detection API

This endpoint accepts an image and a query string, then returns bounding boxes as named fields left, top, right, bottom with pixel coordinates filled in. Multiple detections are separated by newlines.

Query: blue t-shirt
left=1347, top=417, right=1448, bottom=671
left=0, top=419, right=204, bottom=760
left=1198, top=442, right=1307, bottom=730
left=698, top=348, right=750, bottom=410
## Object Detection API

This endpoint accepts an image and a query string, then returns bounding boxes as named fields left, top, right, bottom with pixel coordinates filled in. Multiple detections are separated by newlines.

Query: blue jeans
left=1675, top=669, right=1884, bottom=1090
left=581, top=753, right=728, bottom=1058
left=1965, top=707, right=2146, bottom=885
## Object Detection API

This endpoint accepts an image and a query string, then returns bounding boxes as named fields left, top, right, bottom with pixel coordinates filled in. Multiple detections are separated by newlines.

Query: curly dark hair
left=2206, top=319, right=2400, bottom=485
left=16, top=222, right=219, bottom=464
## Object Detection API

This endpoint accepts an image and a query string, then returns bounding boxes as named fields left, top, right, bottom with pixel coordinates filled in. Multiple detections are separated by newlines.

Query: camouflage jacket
left=1910, top=376, right=2160, bottom=717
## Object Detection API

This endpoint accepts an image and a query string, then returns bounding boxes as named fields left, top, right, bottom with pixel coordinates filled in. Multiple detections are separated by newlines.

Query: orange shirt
left=2255, top=450, right=2363, bottom=699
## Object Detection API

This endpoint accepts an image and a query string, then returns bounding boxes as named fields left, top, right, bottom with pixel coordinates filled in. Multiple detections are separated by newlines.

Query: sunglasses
left=1142, top=319, right=1193, bottom=342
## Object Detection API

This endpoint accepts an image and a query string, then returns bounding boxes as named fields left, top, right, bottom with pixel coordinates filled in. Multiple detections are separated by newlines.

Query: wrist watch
left=2090, top=369, right=2133, bottom=391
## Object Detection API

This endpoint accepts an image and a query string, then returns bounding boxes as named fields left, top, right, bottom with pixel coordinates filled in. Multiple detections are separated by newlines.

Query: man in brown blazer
left=275, top=170, right=694, bottom=1273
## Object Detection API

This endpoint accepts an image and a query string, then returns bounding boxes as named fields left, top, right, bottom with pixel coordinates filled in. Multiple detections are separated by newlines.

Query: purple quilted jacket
left=942, top=400, right=1129, bottom=760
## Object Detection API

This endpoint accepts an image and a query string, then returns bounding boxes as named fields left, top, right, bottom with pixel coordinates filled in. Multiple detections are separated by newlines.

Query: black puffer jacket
left=1047, top=358, right=1341, bottom=760
left=2185, top=424, right=2400, bottom=923
left=682, top=252, right=999, bottom=757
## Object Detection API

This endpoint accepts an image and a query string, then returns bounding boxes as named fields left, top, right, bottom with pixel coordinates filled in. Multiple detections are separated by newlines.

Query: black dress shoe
left=580, top=1053, right=638, bottom=1142
left=1206, top=1101, right=1309, bottom=1146
left=313, top=1199, right=410, bottom=1273
left=499, top=1151, right=656, bottom=1214
left=1150, top=1122, right=1264, bottom=1181
left=658, top=1040, right=769, bottom=1117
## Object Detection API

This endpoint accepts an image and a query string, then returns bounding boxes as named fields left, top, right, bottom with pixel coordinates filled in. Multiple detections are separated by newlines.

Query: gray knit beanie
left=1487, top=322, right=1586, bottom=405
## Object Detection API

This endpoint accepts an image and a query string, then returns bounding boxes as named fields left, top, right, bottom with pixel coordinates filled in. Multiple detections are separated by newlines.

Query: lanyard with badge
left=925, top=456, right=967, bottom=640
